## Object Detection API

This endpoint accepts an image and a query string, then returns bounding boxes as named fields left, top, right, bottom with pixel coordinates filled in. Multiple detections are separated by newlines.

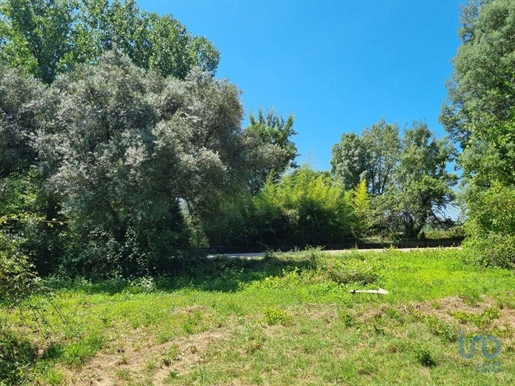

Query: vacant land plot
left=2, top=248, right=514, bottom=385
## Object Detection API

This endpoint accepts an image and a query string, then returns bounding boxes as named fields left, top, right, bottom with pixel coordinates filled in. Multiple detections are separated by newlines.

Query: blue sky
left=140, top=0, right=464, bottom=171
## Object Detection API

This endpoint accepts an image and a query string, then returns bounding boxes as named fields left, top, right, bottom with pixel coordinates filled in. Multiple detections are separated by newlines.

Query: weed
left=338, top=309, right=355, bottom=327
left=414, top=346, right=437, bottom=367
left=450, top=307, right=501, bottom=329
left=425, top=316, right=459, bottom=342
left=263, top=307, right=289, bottom=326
left=144, top=358, right=157, bottom=372
left=162, top=355, right=172, bottom=366
left=63, top=333, right=104, bottom=366
left=243, top=325, right=267, bottom=354
left=116, top=368, right=132, bottom=381
left=42, top=368, right=65, bottom=385
left=168, top=370, right=178, bottom=380
left=182, top=310, right=203, bottom=334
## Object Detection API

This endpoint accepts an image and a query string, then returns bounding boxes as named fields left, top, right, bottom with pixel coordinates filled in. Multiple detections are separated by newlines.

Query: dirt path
left=207, top=247, right=461, bottom=259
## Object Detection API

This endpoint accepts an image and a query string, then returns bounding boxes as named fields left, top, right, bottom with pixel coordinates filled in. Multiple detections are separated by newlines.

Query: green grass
left=1, top=248, right=514, bottom=385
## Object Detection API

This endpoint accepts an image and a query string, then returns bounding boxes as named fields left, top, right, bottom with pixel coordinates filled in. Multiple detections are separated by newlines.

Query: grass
left=1, top=248, right=514, bottom=385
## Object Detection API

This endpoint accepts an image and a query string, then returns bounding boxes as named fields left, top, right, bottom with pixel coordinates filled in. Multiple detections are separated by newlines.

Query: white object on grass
left=350, top=288, right=388, bottom=295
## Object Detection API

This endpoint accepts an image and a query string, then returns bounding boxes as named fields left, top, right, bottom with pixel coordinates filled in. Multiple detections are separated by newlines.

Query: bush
left=463, top=232, right=515, bottom=270
left=464, top=183, right=515, bottom=269
left=0, top=230, right=43, bottom=307
left=0, top=329, right=38, bottom=385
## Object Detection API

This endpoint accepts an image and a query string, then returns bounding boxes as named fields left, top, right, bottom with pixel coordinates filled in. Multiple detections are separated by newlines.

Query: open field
left=2, top=248, right=514, bottom=385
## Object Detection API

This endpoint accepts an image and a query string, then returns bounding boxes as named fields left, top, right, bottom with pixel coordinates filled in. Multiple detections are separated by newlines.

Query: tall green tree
left=331, top=119, right=401, bottom=196
left=441, top=0, right=515, bottom=268
left=379, top=122, right=457, bottom=238
left=331, top=119, right=456, bottom=238
left=245, top=108, right=298, bottom=193
left=330, top=132, right=367, bottom=191
left=0, top=0, right=220, bottom=83
left=0, top=65, right=43, bottom=178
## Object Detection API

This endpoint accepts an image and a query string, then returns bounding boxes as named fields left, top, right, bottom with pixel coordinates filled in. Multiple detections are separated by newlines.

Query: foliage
left=332, top=120, right=456, bottom=238
left=0, top=219, right=44, bottom=385
left=442, top=0, right=515, bottom=268
left=463, top=182, right=515, bottom=269
left=0, top=49, right=285, bottom=277
left=202, top=167, right=353, bottom=248
left=349, top=179, right=374, bottom=238
left=0, top=328, right=38, bottom=385
left=245, top=108, right=298, bottom=193
left=379, top=122, right=457, bottom=238
left=331, top=118, right=400, bottom=195
left=0, top=0, right=220, bottom=83
left=440, top=0, right=513, bottom=150
left=0, top=219, right=43, bottom=307
left=0, top=65, right=44, bottom=178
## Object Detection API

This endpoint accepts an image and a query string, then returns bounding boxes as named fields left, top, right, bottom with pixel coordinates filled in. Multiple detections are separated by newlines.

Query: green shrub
left=464, top=232, right=515, bottom=270
left=464, top=183, right=515, bottom=269
left=0, top=230, right=44, bottom=307
left=413, top=346, right=437, bottom=367
left=0, top=328, right=38, bottom=385
left=263, top=307, right=289, bottom=326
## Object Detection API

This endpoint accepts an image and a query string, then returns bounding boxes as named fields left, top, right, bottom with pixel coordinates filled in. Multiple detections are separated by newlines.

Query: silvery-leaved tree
left=35, top=51, right=285, bottom=276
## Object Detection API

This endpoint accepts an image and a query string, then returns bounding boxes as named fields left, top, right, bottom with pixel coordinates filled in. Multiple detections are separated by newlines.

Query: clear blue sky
left=139, top=0, right=464, bottom=171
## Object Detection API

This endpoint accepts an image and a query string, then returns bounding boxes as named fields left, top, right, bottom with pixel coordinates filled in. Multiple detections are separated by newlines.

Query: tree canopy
left=441, top=0, right=515, bottom=268
left=0, top=0, right=220, bottom=83
left=331, top=119, right=400, bottom=196
left=0, top=50, right=290, bottom=276
left=331, top=119, right=456, bottom=238
left=245, top=109, right=298, bottom=193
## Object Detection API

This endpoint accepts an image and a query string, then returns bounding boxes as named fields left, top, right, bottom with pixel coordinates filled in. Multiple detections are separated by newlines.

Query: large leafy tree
left=0, top=0, right=220, bottom=83
left=330, top=132, right=367, bottom=191
left=32, top=51, right=283, bottom=276
left=440, top=0, right=515, bottom=151
left=441, top=0, right=515, bottom=268
left=331, top=118, right=401, bottom=196
left=379, top=123, right=457, bottom=238
left=0, top=65, right=43, bottom=178
left=331, top=120, right=456, bottom=238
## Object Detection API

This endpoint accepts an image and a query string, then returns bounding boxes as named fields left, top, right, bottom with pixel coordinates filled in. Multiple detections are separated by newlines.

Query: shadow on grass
left=46, top=254, right=315, bottom=295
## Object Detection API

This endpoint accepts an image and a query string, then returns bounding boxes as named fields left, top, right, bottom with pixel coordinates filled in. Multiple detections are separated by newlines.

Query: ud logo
left=459, top=331, right=502, bottom=373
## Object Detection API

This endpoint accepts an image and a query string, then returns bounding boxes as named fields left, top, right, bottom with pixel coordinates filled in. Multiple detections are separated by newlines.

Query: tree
left=0, top=0, right=74, bottom=84
left=331, top=119, right=456, bottom=238
left=349, top=179, right=374, bottom=238
left=31, top=51, right=284, bottom=276
left=330, top=133, right=367, bottom=191
left=245, top=108, right=298, bottom=193
left=362, top=119, right=401, bottom=196
left=380, top=122, right=457, bottom=238
left=440, top=0, right=513, bottom=151
left=0, top=65, right=44, bottom=178
left=441, top=0, right=515, bottom=268
left=0, top=0, right=220, bottom=83
left=331, top=119, right=401, bottom=195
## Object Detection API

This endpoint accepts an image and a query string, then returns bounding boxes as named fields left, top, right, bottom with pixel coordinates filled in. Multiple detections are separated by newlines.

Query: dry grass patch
left=57, top=327, right=232, bottom=385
